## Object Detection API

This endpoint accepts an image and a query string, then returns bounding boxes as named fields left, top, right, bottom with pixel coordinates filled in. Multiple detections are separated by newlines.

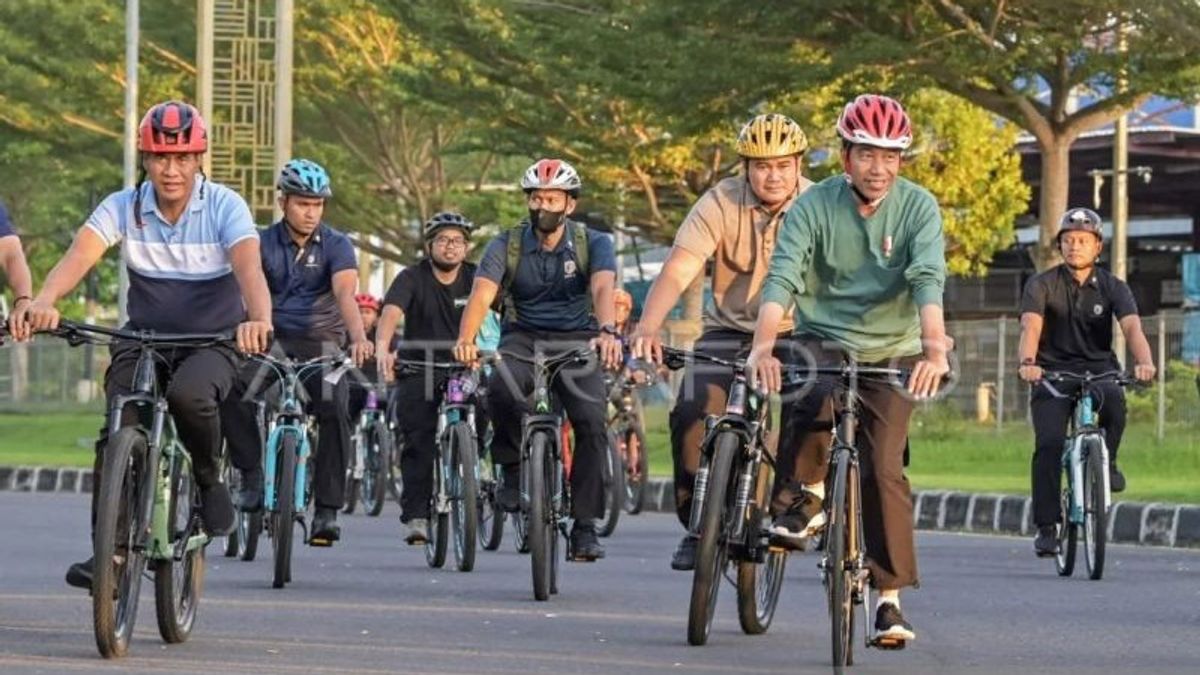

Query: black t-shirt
left=1019, top=265, right=1138, bottom=372
left=383, top=259, right=476, bottom=361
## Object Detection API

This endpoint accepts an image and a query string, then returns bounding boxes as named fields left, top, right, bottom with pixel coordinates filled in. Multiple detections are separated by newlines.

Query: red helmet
left=836, top=94, right=912, bottom=150
left=138, top=101, right=207, bottom=153
left=354, top=293, right=380, bottom=312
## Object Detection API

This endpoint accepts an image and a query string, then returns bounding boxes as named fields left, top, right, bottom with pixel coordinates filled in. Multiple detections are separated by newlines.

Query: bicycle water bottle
left=448, top=376, right=464, bottom=404
left=366, top=388, right=378, bottom=411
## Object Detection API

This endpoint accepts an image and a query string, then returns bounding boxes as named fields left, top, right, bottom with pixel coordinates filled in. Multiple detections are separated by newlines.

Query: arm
left=631, top=248, right=706, bottom=338
left=375, top=304, right=403, bottom=382
left=749, top=204, right=817, bottom=392
left=454, top=276, right=499, bottom=364
left=1119, top=315, right=1156, bottom=381
left=25, top=227, right=109, bottom=332
left=0, top=236, right=33, bottom=301
left=228, top=238, right=273, bottom=353
left=332, top=269, right=371, bottom=365
left=590, top=268, right=621, bottom=368
left=1017, top=312, right=1045, bottom=382
left=904, top=197, right=949, bottom=398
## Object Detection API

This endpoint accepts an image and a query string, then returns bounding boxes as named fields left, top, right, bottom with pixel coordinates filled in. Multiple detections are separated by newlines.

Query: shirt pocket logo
left=454, top=297, right=468, bottom=308
left=564, top=259, right=577, bottom=278
left=1093, top=303, right=1104, bottom=316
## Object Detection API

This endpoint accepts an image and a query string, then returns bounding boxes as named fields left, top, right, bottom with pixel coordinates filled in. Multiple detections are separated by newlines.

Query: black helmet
left=423, top=211, right=473, bottom=240
left=1057, top=207, right=1103, bottom=242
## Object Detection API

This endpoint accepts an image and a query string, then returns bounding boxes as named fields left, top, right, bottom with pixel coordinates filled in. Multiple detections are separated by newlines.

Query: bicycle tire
left=478, top=453, right=505, bottom=551
left=222, top=461, right=240, bottom=557
left=388, top=432, right=405, bottom=505
left=625, top=425, right=649, bottom=515
left=343, top=475, right=360, bottom=514
left=364, top=420, right=390, bottom=516
left=237, top=509, right=262, bottom=561
left=1055, top=457, right=1078, bottom=577
left=425, top=434, right=450, bottom=569
left=272, top=432, right=298, bottom=589
left=737, top=460, right=785, bottom=634
left=827, top=449, right=855, bottom=669
left=687, top=431, right=738, bottom=646
left=528, top=431, right=554, bottom=601
left=154, top=456, right=204, bottom=644
left=1083, top=438, right=1108, bottom=580
left=92, top=427, right=149, bottom=658
left=450, top=423, right=479, bottom=572
left=597, top=429, right=624, bottom=537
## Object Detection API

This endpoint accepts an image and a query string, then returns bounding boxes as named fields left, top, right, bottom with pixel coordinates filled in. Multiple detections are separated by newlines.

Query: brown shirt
left=673, top=175, right=812, bottom=333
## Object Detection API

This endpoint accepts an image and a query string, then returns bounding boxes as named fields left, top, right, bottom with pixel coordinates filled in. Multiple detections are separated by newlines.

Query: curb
left=630, top=478, right=1200, bottom=551
left=3, top=466, right=1197, bottom=550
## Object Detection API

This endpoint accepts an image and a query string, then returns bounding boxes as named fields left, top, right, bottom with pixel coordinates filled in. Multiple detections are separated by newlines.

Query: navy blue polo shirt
left=0, top=199, right=15, bottom=238
left=260, top=220, right=358, bottom=343
left=477, top=220, right=616, bottom=333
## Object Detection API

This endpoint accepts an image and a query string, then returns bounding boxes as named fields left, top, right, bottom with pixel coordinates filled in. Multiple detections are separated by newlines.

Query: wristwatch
left=599, top=324, right=620, bottom=338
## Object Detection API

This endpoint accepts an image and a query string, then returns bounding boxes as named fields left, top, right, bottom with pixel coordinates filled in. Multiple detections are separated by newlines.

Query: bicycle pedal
left=308, top=536, right=334, bottom=547
left=871, top=636, right=907, bottom=650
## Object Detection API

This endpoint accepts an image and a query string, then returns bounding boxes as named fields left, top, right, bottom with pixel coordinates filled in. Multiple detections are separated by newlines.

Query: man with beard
left=453, top=159, right=622, bottom=561
left=1017, top=207, right=1156, bottom=557
left=375, top=212, right=478, bottom=544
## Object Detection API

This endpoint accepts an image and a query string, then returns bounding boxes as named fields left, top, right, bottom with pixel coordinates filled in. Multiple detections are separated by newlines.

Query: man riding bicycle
left=1017, top=207, right=1156, bottom=557
left=374, top=211, right=478, bottom=545
left=17, top=101, right=274, bottom=590
left=748, top=94, right=950, bottom=643
left=222, top=158, right=371, bottom=545
left=453, top=158, right=622, bottom=561
left=629, top=113, right=813, bottom=571
left=346, top=293, right=393, bottom=423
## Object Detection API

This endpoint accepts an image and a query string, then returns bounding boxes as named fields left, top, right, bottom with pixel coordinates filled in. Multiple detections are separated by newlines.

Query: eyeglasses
left=432, top=236, right=467, bottom=248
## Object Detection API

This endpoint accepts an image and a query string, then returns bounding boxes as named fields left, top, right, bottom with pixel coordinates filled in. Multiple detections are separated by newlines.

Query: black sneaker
left=65, top=557, right=94, bottom=590
left=671, top=534, right=698, bottom=571
left=200, top=483, right=236, bottom=535
left=310, top=507, right=341, bottom=545
left=874, top=602, right=915, bottom=642
left=235, top=467, right=264, bottom=513
left=1034, top=524, right=1059, bottom=557
left=497, top=464, right=521, bottom=513
left=1110, top=463, right=1126, bottom=493
left=768, top=490, right=826, bottom=548
left=569, top=520, right=605, bottom=561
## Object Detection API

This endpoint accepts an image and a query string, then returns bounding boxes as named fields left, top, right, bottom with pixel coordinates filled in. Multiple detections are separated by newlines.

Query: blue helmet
left=277, top=158, right=332, bottom=198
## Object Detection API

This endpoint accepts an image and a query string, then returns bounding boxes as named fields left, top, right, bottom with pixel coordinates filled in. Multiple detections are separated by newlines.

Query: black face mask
left=529, top=208, right=566, bottom=234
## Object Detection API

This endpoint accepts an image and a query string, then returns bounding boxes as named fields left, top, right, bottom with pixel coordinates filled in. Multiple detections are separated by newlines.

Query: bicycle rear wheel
left=528, top=431, right=555, bottom=601
left=597, top=428, right=625, bottom=537
left=222, top=461, right=240, bottom=557
left=425, top=433, right=450, bottom=569
left=272, top=433, right=298, bottom=589
left=92, top=427, right=149, bottom=658
left=237, top=509, right=262, bottom=561
left=478, top=452, right=505, bottom=551
left=687, top=431, right=738, bottom=646
left=388, top=431, right=405, bottom=505
left=363, top=420, right=390, bottom=516
left=1083, top=438, right=1108, bottom=580
left=155, top=456, right=205, bottom=644
left=450, top=423, right=479, bottom=572
left=737, top=461, right=785, bottom=634
left=624, top=425, right=649, bottom=515
left=1055, top=482, right=1077, bottom=577
left=827, top=450, right=856, bottom=669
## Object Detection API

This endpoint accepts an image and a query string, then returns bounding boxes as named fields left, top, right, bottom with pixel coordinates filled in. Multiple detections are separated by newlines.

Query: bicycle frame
left=436, top=369, right=482, bottom=513
left=350, top=386, right=387, bottom=482
left=1044, top=372, right=1125, bottom=525
left=520, top=351, right=570, bottom=527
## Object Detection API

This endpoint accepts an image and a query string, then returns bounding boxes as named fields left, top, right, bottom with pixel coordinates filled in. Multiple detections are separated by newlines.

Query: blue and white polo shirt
left=85, top=179, right=258, bottom=333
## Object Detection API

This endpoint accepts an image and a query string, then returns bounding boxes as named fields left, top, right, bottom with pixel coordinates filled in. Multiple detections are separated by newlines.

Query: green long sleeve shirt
left=760, top=175, right=946, bottom=362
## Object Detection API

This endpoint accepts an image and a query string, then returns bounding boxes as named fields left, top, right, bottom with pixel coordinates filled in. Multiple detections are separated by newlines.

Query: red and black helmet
left=354, top=293, right=381, bottom=312
left=836, top=94, right=912, bottom=150
left=138, top=101, right=208, bottom=154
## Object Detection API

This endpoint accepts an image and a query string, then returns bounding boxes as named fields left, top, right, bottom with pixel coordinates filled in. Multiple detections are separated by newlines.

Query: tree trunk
left=1035, top=135, right=1072, bottom=271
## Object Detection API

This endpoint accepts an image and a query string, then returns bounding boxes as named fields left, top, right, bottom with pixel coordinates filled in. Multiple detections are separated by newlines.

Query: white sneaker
left=404, top=519, right=429, bottom=545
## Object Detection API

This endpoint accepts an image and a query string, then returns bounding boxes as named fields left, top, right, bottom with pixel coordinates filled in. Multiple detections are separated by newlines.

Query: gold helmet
left=735, top=113, right=808, bottom=159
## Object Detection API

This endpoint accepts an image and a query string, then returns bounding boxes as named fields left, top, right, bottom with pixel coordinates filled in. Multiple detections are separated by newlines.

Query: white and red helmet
left=520, top=158, right=582, bottom=197
left=836, top=94, right=913, bottom=150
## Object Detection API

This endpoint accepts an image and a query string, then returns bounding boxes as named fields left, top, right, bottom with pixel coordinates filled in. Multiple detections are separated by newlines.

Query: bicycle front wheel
left=450, top=423, right=479, bottom=572
left=222, top=461, right=240, bottom=557
left=272, top=432, right=298, bottom=589
left=93, top=427, right=149, bottom=658
left=478, top=451, right=505, bottom=551
left=528, top=431, right=555, bottom=601
left=363, top=420, right=391, bottom=516
left=1083, top=438, right=1108, bottom=580
left=1055, top=480, right=1078, bottom=577
left=737, top=460, right=785, bottom=634
left=826, top=450, right=856, bottom=669
left=597, top=428, right=625, bottom=538
left=624, top=425, right=649, bottom=515
left=687, top=431, right=738, bottom=646
left=155, top=458, right=205, bottom=644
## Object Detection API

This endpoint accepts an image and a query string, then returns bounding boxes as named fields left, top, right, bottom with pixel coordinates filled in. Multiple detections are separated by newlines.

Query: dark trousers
left=1030, top=380, right=1126, bottom=526
left=93, top=340, right=241, bottom=527
left=394, top=372, right=442, bottom=522
left=777, top=337, right=919, bottom=590
left=486, top=329, right=607, bottom=521
left=223, top=338, right=351, bottom=511
left=668, top=328, right=804, bottom=527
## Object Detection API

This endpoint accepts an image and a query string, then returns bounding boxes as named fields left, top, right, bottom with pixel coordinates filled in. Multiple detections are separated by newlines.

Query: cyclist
left=374, top=212, right=478, bottom=545
left=613, top=287, right=635, bottom=337
left=0, top=197, right=34, bottom=338
left=222, top=158, right=371, bottom=545
left=1017, top=207, right=1156, bottom=556
left=453, top=158, right=621, bottom=561
left=347, top=293, right=392, bottom=423
left=748, top=94, right=950, bottom=643
left=629, top=113, right=813, bottom=570
left=18, top=101, right=273, bottom=590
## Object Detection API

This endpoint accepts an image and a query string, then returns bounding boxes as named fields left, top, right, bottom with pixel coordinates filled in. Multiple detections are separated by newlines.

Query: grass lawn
left=4, top=407, right=1197, bottom=504
left=640, top=403, right=1200, bottom=504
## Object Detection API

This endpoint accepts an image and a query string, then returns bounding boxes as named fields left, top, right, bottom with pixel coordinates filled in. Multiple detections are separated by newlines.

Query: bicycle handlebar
left=46, top=319, right=235, bottom=347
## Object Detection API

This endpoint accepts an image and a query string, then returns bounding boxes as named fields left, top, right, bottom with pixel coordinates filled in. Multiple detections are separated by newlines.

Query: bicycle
left=1041, top=370, right=1135, bottom=581
left=46, top=320, right=233, bottom=658
left=343, top=382, right=392, bottom=517
left=602, top=363, right=652, bottom=534
left=249, top=351, right=350, bottom=588
left=659, top=346, right=786, bottom=646
left=224, top=399, right=267, bottom=562
left=396, top=358, right=486, bottom=572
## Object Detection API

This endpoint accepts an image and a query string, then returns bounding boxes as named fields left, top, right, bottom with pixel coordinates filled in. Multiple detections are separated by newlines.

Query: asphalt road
left=1, top=491, right=1198, bottom=674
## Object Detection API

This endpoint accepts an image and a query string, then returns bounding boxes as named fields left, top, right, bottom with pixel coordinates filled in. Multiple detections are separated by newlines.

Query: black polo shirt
left=1019, top=264, right=1138, bottom=372
left=260, top=220, right=358, bottom=343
